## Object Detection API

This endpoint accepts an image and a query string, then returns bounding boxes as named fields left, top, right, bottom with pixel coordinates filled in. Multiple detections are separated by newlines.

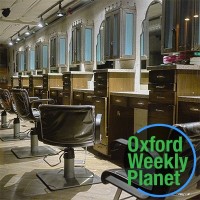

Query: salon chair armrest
left=94, top=114, right=102, bottom=143
left=31, top=99, right=55, bottom=108
left=29, top=97, right=39, bottom=102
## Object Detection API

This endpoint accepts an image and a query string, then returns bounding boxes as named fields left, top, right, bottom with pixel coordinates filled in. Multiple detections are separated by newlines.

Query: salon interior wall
left=9, top=0, right=161, bottom=91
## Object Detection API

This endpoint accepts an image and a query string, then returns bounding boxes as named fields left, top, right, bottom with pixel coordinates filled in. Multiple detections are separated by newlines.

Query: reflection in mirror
left=96, top=21, right=105, bottom=66
left=96, top=21, right=114, bottom=69
left=140, top=1, right=162, bottom=89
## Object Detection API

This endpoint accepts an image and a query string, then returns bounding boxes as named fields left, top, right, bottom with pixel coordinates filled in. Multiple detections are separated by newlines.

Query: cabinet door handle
left=86, top=95, right=93, bottom=99
left=156, top=85, right=165, bottom=89
left=190, top=107, right=200, bottom=112
left=117, top=110, right=120, bottom=116
left=156, top=75, right=165, bottom=79
left=97, top=83, right=104, bottom=86
left=95, top=100, right=101, bottom=103
left=137, top=102, right=144, bottom=105
left=75, top=94, right=81, bottom=97
left=155, top=109, right=165, bottom=112
left=156, top=96, right=165, bottom=99
left=115, top=99, right=122, bottom=103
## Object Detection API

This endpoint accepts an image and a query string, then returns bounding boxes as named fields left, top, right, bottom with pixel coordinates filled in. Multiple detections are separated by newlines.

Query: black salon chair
left=0, top=89, right=16, bottom=129
left=36, top=104, right=102, bottom=191
left=0, top=89, right=22, bottom=141
left=101, top=122, right=200, bottom=200
left=11, top=88, right=57, bottom=159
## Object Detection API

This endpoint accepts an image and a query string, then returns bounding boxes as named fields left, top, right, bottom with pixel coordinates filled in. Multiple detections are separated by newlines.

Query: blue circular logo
left=132, top=123, right=197, bottom=198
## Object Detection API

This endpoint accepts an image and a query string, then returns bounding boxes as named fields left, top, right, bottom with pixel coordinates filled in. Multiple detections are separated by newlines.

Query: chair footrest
left=101, top=169, right=149, bottom=199
left=36, top=167, right=101, bottom=191
left=11, top=146, right=57, bottom=159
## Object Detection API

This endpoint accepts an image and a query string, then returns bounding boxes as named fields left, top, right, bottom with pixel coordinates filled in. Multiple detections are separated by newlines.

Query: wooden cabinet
left=29, top=75, right=43, bottom=96
left=93, top=69, right=135, bottom=156
left=71, top=21, right=93, bottom=64
left=63, top=72, right=93, bottom=105
left=178, top=97, right=200, bottom=123
left=19, top=75, right=29, bottom=92
left=94, top=70, right=134, bottom=97
left=73, top=90, right=94, bottom=105
left=148, top=66, right=200, bottom=139
left=104, top=3, right=136, bottom=60
left=11, top=76, right=20, bottom=88
left=109, top=93, right=149, bottom=157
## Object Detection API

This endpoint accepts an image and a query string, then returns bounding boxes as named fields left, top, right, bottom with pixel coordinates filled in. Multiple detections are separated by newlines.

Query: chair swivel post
left=64, top=147, right=75, bottom=179
left=13, top=116, right=20, bottom=138
left=1, top=110, right=7, bottom=128
left=30, top=128, right=38, bottom=153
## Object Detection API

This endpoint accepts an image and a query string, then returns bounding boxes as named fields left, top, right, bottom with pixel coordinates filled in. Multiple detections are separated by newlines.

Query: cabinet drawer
left=94, top=88, right=108, bottom=97
left=83, top=93, right=94, bottom=103
left=148, top=103, right=175, bottom=120
left=94, top=72, right=108, bottom=82
left=149, top=91, right=176, bottom=104
left=63, top=74, right=71, bottom=81
left=58, top=91, right=63, bottom=97
left=148, top=83, right=176, bottom=91
left=73, top=92, right=84, bottom=100
left=63, top=83, right=71, bottom=92
left=149, top=70, right=175, bottom=83
left=34, top=89, right=40, bottom=95
left=129, top=97, right=148, bottom=109
left=178, top=102, right=200, bottom=123
left=110, top=96, right=128, bottom=107
left=63, top=93, right=71, bottom=105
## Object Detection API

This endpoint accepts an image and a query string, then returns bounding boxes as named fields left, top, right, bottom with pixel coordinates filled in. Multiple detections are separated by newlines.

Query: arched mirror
left=96, top=21, right=105, bottom=65
left=96, top=20, right=114, bottom=69
left=140, top=1, right=162, bottom=89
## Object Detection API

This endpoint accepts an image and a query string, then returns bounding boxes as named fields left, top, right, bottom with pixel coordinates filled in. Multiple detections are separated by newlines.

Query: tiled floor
left=0, top=112, right=200, bottom=200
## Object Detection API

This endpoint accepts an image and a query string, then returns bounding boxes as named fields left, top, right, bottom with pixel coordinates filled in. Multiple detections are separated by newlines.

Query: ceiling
left=0, top=0, right=92, bottom=45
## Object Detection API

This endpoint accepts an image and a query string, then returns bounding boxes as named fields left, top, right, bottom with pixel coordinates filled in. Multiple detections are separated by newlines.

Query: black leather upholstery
left=39, top=104, right=100, bottom=147
left=12, top=88, right=40, bottom=121
left=0, top=89, right=16, bottom=114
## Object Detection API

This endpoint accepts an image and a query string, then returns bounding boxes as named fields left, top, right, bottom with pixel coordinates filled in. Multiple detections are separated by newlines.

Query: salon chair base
left=11, top=146, right=57, bottom=159
left=0, top=133, right=30, bottom=142
left=37, top=167, right=101, bottom=191
left=0, top=124, right=13, bottom=130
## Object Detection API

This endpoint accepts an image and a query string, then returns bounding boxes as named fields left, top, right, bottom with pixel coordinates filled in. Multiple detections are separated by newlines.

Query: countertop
left=63, top=71, right=93, bottom=75
left=147, top=64, right=200, bottom=71
left=178, top=96, right=200, bottom=103
left=50, top=87, right=63, bottom=90
left=73, top=88, right=94, bottom=93
left=93, top=69, right=135, bottom=73
left=110, top=91, right=149, bottom=98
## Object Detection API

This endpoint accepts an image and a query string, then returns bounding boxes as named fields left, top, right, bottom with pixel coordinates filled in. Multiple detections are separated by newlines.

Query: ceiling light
left=194, top=15, right=199, bottom=18
left=8, top=38, right=13, bottom=46
left=57, top=3, right=65, bottom=17
left=16, top=33, right=21, bottom=41
left=185, top=18, right=190, bottom=21
left=38, top=16, right=45, bottom=27
left=25, top=26, right=30, bottom=35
